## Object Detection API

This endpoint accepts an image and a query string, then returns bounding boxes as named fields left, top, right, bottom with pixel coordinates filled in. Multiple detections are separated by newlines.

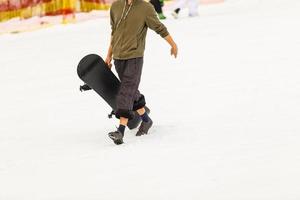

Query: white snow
left=1, top=0, right=300, bottom=199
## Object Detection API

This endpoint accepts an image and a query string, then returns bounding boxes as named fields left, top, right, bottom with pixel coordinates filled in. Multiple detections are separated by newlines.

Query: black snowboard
left=77, top=54, right=145, bottom=130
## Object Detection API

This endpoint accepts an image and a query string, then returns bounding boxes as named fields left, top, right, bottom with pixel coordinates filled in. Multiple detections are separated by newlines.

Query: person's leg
left=108, top=59, right=128, bottom=145
left=136, top=107, right=153, bottom=136
left=120, top=58, right=153, bottom=136
left=120, top=117, right=128, bottom=126
left=118, top=58, right=153, bottom=136
left=109, top=58, right=145, bottom=144
left=115, top=58, right=143, bottom=114
left=136, top=108, right=145, bottom=115
left=150, top=0, right=166, bottom=19
left=134, top=97, right=152, bottom=136
left=118, top=117, right=128, bottom=135
left=108, top=116, right=128, bottom=145
left=150, top=0, right=162, bottom=14
left=136, top=107, right=149, bottom=122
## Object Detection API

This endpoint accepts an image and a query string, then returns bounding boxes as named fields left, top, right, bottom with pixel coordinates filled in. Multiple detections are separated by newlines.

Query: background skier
left=150, top=0, right=166, bottom=19
left=172, top=0, right=199, bottom=18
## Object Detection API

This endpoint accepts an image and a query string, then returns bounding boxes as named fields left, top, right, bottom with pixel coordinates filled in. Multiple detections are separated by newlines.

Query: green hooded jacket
left=110, top=0, right=169, bottom=59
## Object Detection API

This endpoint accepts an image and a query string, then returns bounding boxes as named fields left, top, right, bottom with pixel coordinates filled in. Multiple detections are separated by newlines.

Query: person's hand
left=164, top=35, right=178, bottom=58
left=171, top=43, right=178, bottom=58
left=105, top=56, right=113, bottom=69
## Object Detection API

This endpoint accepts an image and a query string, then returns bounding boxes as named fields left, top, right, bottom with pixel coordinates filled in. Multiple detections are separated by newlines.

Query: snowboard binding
left=79, top=84, right=91, bottom=92
left=108, top=110, right=115, bottom=119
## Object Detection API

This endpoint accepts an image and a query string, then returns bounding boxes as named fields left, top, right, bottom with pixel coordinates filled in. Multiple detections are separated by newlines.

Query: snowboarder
left=172, top=0, right=199, bottom=19
left=105, top=0, right=178, bottom=145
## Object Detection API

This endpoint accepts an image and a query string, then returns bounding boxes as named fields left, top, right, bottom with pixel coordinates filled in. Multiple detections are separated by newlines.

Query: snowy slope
left=0, top=0, right=300, bottom=199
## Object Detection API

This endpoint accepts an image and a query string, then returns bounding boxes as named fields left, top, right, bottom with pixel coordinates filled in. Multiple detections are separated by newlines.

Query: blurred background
left=0, top=0, right=223, bottom=34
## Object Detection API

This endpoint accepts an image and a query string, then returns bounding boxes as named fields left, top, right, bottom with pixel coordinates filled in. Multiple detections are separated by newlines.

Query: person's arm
left=145, top=4, right=178, bottom=58
left=105, top=37, right=113, bottom=69
left=105, top=7, right=115, bottom=69
left=164, top=35, right=178, bottom=58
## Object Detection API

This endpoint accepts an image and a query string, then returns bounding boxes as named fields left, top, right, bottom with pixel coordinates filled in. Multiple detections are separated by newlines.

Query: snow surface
left=1, top=0, right=300, bottom=199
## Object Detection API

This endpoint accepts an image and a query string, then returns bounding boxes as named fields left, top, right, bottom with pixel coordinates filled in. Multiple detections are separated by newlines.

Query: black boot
left=108, top=130, right=124, bottom=145
left=136, top=118, right=153, bottom=136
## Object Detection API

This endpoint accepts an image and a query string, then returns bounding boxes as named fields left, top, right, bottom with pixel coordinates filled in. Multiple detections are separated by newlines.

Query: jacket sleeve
left=145, top=4, right=169, bottom=38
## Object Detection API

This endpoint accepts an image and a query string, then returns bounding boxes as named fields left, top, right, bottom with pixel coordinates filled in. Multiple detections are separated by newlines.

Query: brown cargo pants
left=114, top=57, right=145, bottom=119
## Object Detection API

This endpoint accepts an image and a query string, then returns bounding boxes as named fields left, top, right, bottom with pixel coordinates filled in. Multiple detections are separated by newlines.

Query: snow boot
left=136, top=118, right=153, bottom=136
left=108, top=130, right=124, bottom=145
